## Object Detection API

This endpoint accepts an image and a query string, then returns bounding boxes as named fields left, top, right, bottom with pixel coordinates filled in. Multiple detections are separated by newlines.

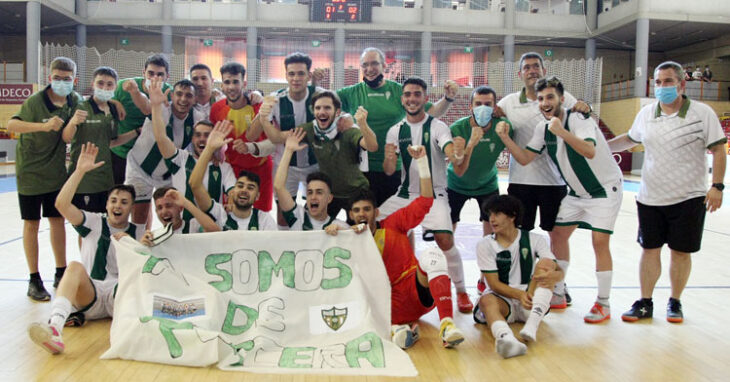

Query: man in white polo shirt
left=609, top=61, right=727, bottom=324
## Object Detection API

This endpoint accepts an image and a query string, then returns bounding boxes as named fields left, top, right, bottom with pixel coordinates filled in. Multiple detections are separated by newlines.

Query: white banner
left=101, top=230, right=417, bottom=377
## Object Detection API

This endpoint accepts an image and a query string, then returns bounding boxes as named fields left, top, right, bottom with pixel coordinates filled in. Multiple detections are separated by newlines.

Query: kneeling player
left=473, top=195, right=564, bottom=358
left=28, top=144, right=145, bottom=354
left=340, top=146, right=464, bottom=349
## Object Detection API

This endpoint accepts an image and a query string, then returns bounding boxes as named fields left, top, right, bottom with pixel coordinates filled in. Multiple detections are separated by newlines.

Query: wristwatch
left=712, top=183, right=725, bottom=191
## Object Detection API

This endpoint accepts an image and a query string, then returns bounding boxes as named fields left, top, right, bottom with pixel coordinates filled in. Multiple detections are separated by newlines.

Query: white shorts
left=377, top=191, right=453, bottom=233
left=79, top=278, right=116, bottom=320
left=273, top=162, right=319, bottom=199
left=125, top=162, right=172, bottom=202
left=473, top=293, right=530, bottom=324
left=554, top=182, right=623, bottom=234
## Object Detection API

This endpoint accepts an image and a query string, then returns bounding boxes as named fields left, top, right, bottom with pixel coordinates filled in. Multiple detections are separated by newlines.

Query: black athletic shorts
left=111, top=152, right=127, bottom=186
left=365, top=171, right=401, bottom=207
left=507, top=183, right=567, bottom=231
left=18, top=190, right=63, bottom=220
left=72, top=191, right=109, bottom=214
left=447, top=188, right=498, bottom=223
left=637, top=197, right=706, bottom=253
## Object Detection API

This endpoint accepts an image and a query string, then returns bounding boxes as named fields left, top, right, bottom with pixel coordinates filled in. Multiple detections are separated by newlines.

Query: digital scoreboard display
left=310, top=0, right=372, bottom=23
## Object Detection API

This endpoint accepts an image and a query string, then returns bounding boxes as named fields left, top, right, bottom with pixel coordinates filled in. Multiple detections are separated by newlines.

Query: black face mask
left=363, top=74, right=384, bottom=89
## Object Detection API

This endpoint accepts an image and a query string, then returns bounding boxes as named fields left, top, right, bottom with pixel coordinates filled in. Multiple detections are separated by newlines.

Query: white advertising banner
left=101, top=230, right=417, bottom=377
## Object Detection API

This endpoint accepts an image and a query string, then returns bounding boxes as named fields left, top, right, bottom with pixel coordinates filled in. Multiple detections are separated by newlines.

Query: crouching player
left=28, top=144, right=145, bottom=354
left=338, top=145, right=464, bottom=349
left=473, top=195, right=564, bottom=358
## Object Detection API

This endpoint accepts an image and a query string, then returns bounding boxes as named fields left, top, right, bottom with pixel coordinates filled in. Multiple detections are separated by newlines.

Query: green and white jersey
left=268, top=86, right=321, bottom=168
left=12, top=86, right=83, bottom=195
left=68, top=97, right=119, bottom=194
left=127, top=105, right=194, bottom=181
left=207, top=200, right=277, bottom=231
left=526, top=109, right=622, bottom=199
left=73, top=211, right=145, bottom=281
left=192, top=95, right=223, bottom=125
left=476, top=230, right=555, bottom=292
left=497, top=88, right=577, bottom=186
left=628, top=97, right=727, bottom=206
left=386, top=115, right=452, bottom=198
left=447, top=116, right=513, bottom=196
left=282, top=204, right=348, bottom=231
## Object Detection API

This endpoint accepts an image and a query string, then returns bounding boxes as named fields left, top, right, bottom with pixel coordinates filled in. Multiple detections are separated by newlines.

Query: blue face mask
left=472, top=105, right=493, bottom=127
left=654, top=85, right=679, bottom=104
left=94, top=87, right=115, bottom=103
left=51, top=80, right=74, bottom=97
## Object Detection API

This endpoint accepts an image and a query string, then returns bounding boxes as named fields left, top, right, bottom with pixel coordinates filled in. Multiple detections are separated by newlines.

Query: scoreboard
left=309, top=0, right=372, bottom=23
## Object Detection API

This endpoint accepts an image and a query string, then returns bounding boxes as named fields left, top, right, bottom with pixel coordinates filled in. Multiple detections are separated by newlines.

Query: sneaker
left=27, top=279, right=51, bottom=302
left=457, top=292, right=474, bottom=313
left=439, top=318, right=465, bottom=348
left=621, top=299, right=653, bottom=322
left=495, top=335, right=527, bottom=359
left=564, top=284, right=572, bottom=306
left=584, top=302, right=611, bottom=324
left=28, top=322, right=65, bottom=355
left=391, top=323, right=420, bottom=349
left=550, top=293, right=567, bottom=309
left=667, top=298, right=683, bottom=323
left=476, top=278, right=487, bottom=294
left=65, top=312, right=86, bottom=327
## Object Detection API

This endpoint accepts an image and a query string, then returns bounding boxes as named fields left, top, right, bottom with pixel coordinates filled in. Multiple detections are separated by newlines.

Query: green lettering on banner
left=221, top=301, right=259, bottom=335
left=141, top=256, right=163, bottom=273
left=258, top=250, right=296, bottom=292
left=205, top=253, right=233, bottom=292
left=279, top=347, right=316, bottom=368
left=321, top=247, right=352, bottom=289
left=227, top=340, right=255, bottom=367
left=345, top=332, right=385, bottom=368
left=139, top=316, right=194, bottom=359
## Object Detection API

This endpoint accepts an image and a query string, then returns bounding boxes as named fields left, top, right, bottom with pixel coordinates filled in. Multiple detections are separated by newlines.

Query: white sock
left=490, top=320, right=512, bottom=341
left=554, top=260, right=570, bottom=295
left=492, top=320, right=526, bottom=358
left=443, top=246, right=466, bottom=293
left=520, top=287, right=552, bottom=341
left=596, top=270, right=613, bottom=305
left=49, top=296, right=73, bottom=333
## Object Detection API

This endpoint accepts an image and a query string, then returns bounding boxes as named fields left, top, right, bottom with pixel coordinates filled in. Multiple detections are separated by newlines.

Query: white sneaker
left=495, top=335, right=527, bottom=359
left=439, top=317, right=465, bottom=348
left=28, top=322, right=65, bottom=355
left=391, top=323, right=419, bottom=349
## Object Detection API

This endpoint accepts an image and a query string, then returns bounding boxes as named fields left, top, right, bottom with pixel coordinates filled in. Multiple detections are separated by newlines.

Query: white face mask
left=94, top=87, right=115, bottom=102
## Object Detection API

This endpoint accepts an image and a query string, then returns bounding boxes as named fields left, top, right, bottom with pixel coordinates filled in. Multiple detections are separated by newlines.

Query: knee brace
left=418, top=247, right=449, bottom=281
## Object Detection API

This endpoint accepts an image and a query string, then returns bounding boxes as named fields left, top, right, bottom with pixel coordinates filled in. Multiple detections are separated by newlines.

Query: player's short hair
left=50, top=57, right=77, bottom=76
left=91, top=66, right=118, bottom=82
left=189, top=63, right=212, bottom=78
left=535, top=75, right=564, bottom=96
left=237, top=170, right=261, bottom=188
left=306, top=171, right=333, bottom=193
left=482, top=194, right=523, bottom=226
left=284, top=52, right=312, bottom=71
left=144, top=54, right=170, bottom=74
left=194, top=119, right=214, bottom=131
left=518, top=52, right=545, bottom=71
left=220, top=62, right=246, bottom=78
left=153, top=186, right=176, bottom=201
left=108, top=184, right=136, bottom=201
left=403, top=77, right=428, bottom=92
left=470, top=85, right=497, bottom=104
left=311, top=90, right=341, bottom=110
left=654, top=61, right=684, bottom=82
left=173, top=79, right=195, bottom=92
left=361, top=47, right=386, bottom=66
left=347, top=189, right=378, bottom=211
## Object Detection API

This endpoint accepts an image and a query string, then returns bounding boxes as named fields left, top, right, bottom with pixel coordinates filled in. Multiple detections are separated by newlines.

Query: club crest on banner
left=321, top=307, right=348, bottom=331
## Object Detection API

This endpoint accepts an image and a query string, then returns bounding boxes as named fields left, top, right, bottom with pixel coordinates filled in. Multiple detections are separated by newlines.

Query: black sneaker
left=667, top=298, right=683, bottom=323
left=564, top=284, right=572, bottom=306
left=65, top=312, right=86, bottom=327
left=621, top=299, right=653, bottom=322
left=27, top=279, right=51, bottom=301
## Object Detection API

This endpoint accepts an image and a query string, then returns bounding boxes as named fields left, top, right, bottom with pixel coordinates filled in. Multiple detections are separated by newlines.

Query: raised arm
left=354, top=107, right=378, bottom=152
left=383, top=143, right=398, bottom=176
left=149, top=78, right=176, bottom=159
left=61, top=109, right=88, bottom=143
left=407, top=145, right=433, bottom=199
left=548, top=117, right=595, bottom=159
left=7, top=116, right=64, bottom=134
left=256, top=96, right=287, bottom=144
left=274, top=128, right=308, bottom=212
left=122, top=79, right=151, bottom=116
left=189, top=120, right=233, bottom=212
left=496, top=121, right=537, bottom=166
left=55, top=143, right=105, bottom=226
left=164, top=188, right=220, bottom=232
left=426, top=80, right=458, bottom=118
left=607, top=133, right=638, bottom=153
left=451, top=123, right=486, bottom=177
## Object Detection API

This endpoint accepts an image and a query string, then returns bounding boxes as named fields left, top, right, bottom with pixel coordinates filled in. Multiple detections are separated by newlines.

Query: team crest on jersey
left=424, top=132, right=429, bottom=143
left=321, top=307, right=348, bottom=331
left=521, top=247, right=529, bottom=259
left=212, top=170, right=219, bottom=181
left=83, top=195, right=90, bottom=206
left=489, top=143, right=496, bottom=152
left=308, top=104, right=314, bottom=114
left=385, top=91, right=391, bottom=100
